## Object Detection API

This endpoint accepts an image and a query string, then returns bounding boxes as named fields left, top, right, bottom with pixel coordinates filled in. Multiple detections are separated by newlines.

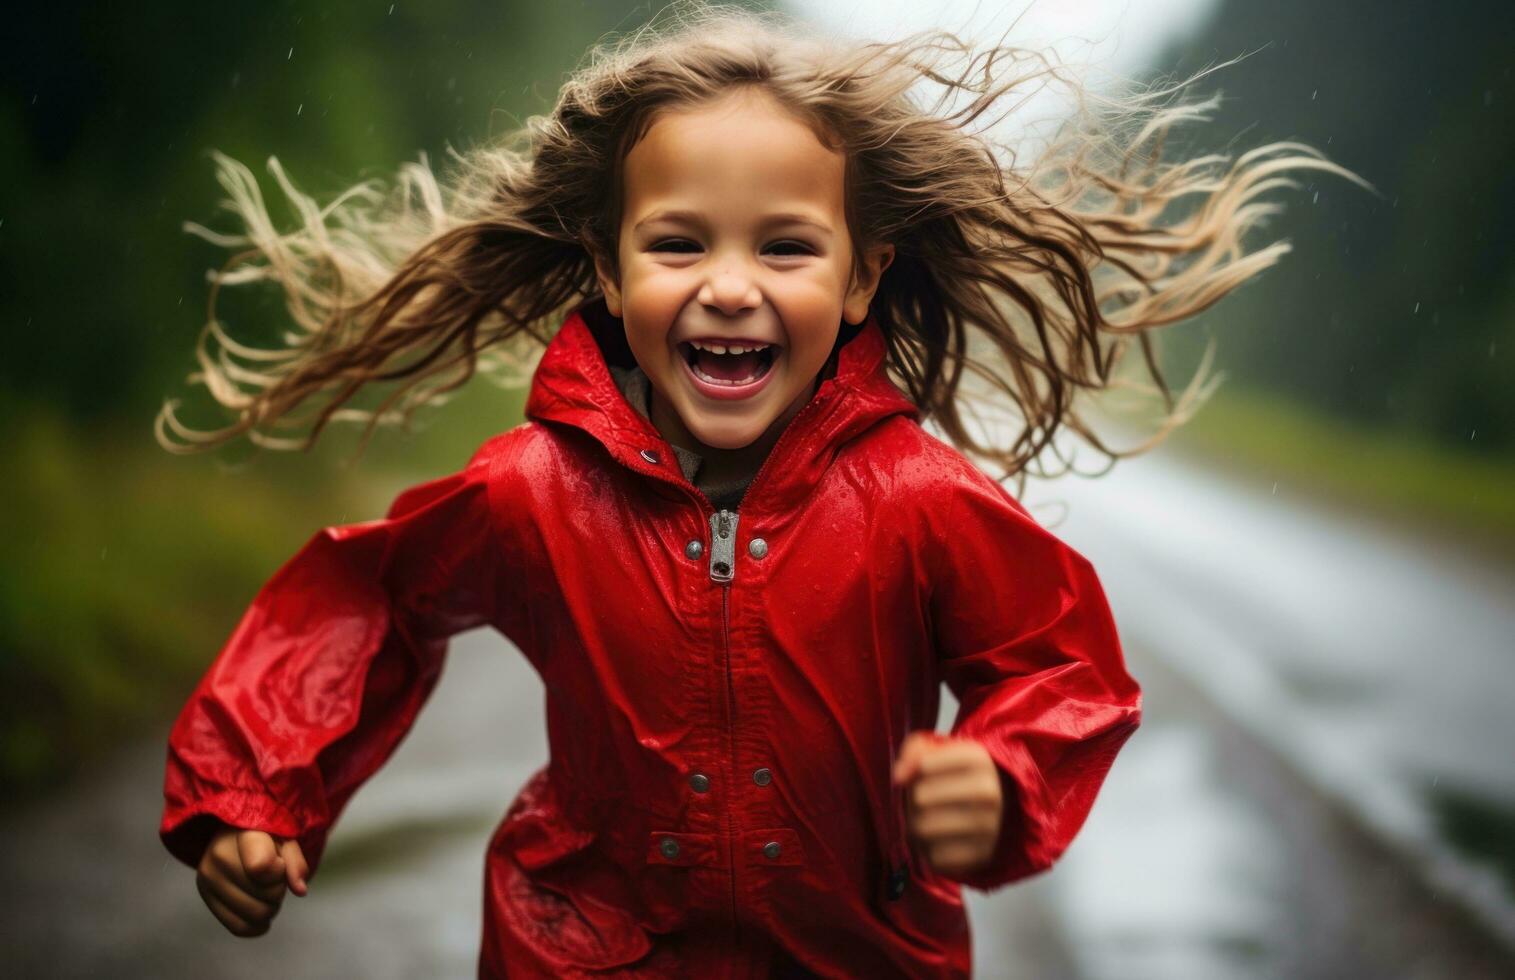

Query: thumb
left=237, top=830, right=286, bottom=887
left=892, top=732, right=933, bottom=786
left=280, top=838, right=311, bottom=897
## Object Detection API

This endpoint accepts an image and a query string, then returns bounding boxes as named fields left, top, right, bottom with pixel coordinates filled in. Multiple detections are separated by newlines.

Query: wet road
left=5, top=454, right=1515, bottom=978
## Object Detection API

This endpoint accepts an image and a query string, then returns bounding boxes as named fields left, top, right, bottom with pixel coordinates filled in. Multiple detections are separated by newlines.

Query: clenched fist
left=891, top=732, right=1004, bottom=877
left=196, top=822, right=310, bottom=937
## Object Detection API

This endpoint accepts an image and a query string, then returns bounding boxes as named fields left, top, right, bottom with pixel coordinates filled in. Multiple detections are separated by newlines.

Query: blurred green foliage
left=1153, top=0, right=1515, bottom=456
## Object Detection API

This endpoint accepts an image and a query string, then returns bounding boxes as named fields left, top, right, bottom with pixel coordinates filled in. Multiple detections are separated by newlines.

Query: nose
left=696, top=260, right=762, bottom=316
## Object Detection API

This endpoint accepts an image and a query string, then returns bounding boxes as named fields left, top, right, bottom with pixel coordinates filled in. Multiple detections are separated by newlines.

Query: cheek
left=773, top=277, right=846, bottom=351
left=619, top=267, right=688, bottom=332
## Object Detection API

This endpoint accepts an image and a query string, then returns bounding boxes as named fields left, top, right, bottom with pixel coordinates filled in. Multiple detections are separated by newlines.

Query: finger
left=910, top=768, right=1003, bottom=810
left=927, top=836, right=993, bottom=876
left=891, top=732, right=942, bottom=785
left=280, top=838, right=310, bottom=896
left=198, top=874, right=267, bottom=938
left=911, top=738, right=993, bottom=778
left=211, top=840, right=287, bottom=904
left=238, top=831, right=286, bottom=888
left=909, top=801, right=1000, bottom=843
left=203, top=872, right=280, bottom=924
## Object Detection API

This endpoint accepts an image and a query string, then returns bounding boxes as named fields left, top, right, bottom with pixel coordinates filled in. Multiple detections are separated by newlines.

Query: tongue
left=696, top=348, right=765, bottom=382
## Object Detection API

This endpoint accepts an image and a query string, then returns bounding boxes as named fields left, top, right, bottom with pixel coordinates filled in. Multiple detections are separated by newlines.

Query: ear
left=588, top=240, right=624, bottom=318
left=843, top=243, right=894, bottom=325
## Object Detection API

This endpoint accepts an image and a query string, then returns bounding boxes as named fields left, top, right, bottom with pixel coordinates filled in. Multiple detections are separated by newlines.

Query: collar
left=525, top=298, right=919, bottom=517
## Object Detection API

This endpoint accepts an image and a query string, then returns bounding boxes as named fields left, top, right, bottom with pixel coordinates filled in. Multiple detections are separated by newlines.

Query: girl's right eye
left=650, top=239, right=701, bottom=253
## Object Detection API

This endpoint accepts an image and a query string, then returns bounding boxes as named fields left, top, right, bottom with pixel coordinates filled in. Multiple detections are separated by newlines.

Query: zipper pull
left=708, top=509, right=739, bottom=583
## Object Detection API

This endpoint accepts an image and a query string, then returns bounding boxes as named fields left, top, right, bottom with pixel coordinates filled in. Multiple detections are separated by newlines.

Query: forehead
left=621, top=88, right=846, bottom=221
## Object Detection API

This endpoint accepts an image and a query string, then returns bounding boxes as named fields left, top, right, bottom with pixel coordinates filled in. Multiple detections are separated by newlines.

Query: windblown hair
left=155, top=0, right=1362, bottom=487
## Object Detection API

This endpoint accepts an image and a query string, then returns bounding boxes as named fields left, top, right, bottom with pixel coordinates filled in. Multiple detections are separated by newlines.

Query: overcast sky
left=779, top=0, right=1223, bottom=145
left=782, top=0, right=1220, bottom=76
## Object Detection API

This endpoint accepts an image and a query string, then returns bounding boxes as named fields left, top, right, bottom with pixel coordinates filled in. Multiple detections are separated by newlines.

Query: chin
left=687, top=417, right=768, bottom=452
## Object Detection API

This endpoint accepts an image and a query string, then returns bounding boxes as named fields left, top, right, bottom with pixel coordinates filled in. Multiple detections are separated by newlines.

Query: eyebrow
left=632, top=209, right=834, bottom=236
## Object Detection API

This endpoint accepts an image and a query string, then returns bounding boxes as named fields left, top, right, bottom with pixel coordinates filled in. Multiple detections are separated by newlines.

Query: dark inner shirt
left=607, top=363, right=755, bottom=511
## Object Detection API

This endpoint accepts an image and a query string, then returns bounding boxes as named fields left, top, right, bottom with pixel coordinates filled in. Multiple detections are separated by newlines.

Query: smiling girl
left=156, top=4, right=1352, bottom=977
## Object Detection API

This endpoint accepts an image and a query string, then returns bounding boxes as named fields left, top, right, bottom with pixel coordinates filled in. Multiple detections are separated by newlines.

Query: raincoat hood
left=525, top=298, right=920, bottom=515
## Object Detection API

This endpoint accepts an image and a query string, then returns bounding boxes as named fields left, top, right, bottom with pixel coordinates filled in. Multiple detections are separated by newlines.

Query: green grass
left=0, top=381, right=526, bottom=804
left=1161, top=384, right=1515, bottom=564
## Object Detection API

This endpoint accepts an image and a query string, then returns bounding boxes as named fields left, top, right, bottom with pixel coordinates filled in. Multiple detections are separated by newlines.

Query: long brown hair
left=155, top=1, right=1363, bottom=488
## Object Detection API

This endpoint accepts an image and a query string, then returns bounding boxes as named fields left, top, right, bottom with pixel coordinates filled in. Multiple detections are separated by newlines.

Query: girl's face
left=594, top=86, right=893, bottom=454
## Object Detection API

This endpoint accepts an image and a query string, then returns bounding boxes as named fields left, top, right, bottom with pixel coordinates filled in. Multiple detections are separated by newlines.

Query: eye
left=650, top=239, right=701, bottom=253
left=765, top=240, right=815, bottom=257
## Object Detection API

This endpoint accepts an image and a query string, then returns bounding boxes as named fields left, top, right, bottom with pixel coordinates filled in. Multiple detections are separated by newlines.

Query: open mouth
left=678, top=340, right=779, bottom=388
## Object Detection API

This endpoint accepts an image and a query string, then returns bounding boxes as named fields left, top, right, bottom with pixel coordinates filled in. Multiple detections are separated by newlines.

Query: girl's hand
left=195, top=822, right=310, bottom=937
left=891, top=732, right=1004, bottom=877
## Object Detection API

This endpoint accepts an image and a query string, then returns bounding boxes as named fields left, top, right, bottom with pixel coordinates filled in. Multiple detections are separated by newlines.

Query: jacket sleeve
left=928, top=469, right=1141, bottom=892
left=159, top=440, right=509, bottom=876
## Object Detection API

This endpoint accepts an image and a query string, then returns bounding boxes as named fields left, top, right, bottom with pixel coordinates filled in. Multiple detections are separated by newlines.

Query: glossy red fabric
left=160, top=300, right=1142, bottom=978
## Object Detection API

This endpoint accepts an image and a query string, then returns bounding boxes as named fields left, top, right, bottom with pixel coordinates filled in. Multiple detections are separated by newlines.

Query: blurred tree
left=3, top=1, right=775, bottom=428
left=1153, top=0, right=1515, bottom=454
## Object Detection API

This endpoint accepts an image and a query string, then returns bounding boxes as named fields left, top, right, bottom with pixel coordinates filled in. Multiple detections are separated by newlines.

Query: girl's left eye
left=765, top=240, right=814, bottom=257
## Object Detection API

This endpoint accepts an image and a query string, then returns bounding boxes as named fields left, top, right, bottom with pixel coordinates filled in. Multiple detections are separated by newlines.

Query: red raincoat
left=161, top=300, right=1141, bottom=978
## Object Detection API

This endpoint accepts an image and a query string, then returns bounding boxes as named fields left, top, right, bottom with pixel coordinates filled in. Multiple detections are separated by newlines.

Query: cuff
left=159, top=789, right=306, bottom=871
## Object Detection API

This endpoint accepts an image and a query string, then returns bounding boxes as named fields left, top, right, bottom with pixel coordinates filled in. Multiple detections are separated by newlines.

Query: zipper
left=707, top=509, right=739, bottom=583
left=706, top=509, right=743, bottom=938
left=695, top=383, right=831, bottom=935
left=720, top=578, right=741, bottom=943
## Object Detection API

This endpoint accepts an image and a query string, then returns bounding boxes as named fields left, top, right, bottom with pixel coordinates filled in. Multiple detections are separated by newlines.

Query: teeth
left=688, top=340, right=772, bottom=354
left=690, top=363, right=766, bottom=386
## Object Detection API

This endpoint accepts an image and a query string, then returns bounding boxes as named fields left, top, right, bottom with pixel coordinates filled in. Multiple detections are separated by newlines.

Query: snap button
left=659, top=837, right=680, bottom=859
left=689, top=773, right=710, bottom=793
left=685, top=539, right=703, bottom=560
left=752, top=767, right=772, bottom=787
left=887, top=865, right=908, bottom=901
left=640, top=448, right=661, bottom=465
left=748, top=537, right=768, bottom=559
left=763, top=841, right=782, bottom=860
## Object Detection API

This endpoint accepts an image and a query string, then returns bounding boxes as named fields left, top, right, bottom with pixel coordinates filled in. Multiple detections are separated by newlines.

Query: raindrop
left=297, top=103, right=303, bottom=116
left=1311, top=89, right=1317, bottom=100
left=389, top=3, right=395, bottom=12
left=1413, top=302, right=1420, bottom=314
left=1313, top=191, right=1319, bottom=204
left=1470, top=429, right=1476, bottom=441
left=287, top=46, right=294, bottom=61
left=1271, top=481, right=1278, bottom=495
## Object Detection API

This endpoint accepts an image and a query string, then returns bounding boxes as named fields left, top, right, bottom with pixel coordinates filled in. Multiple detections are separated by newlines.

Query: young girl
left=156, top=6, right=1352, bottom=977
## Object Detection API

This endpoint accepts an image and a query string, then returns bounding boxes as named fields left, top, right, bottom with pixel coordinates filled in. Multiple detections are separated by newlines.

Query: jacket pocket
left=487, top=770, right=652, bottom=971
